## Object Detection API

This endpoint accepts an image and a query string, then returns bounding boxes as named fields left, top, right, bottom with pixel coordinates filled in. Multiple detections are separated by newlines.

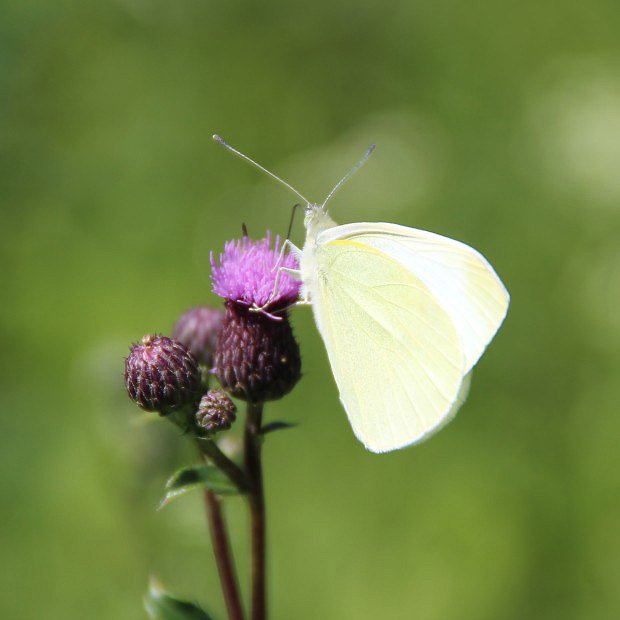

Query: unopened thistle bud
left=210, top=233, right=302, bottom=402
left=172, top=306, right=224, bottom=367
left=124, top=334, right=201, bottom=413
left=196, top=389, right=237, bottom=436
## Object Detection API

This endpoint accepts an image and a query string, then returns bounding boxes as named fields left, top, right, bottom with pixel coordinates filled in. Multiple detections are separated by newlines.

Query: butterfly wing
left=318, top=223, right=510, bottom=374
left=309, top=239, right=465, bottom=453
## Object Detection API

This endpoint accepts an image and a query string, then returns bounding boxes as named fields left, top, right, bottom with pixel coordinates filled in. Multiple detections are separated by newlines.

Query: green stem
left=196, top=441, right=249, bottom=618
left=167, top=404, right=248, bottom=618
left=197, top=437, right=248, bottom=493
left=196, top=440, right=246, bottom=619
left=167, top=406, right=248, bottom=492
left=244, top=402, right=266, bottom=620
left=203, top=485, right=245, bottom=620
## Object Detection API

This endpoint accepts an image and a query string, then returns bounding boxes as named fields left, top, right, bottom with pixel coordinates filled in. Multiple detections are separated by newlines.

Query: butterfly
left=214, top=136, right=509, bottom=453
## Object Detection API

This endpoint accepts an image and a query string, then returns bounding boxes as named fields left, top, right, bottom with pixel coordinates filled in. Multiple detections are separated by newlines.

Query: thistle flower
left=196, top=389, right=237, bottom=436
left=172, top=306, right=224, bottom=367
left=124, top=334, right=201, bottom=413
left=210, top=232, right=300, bottom=312
left=211, top=233, right=302, bottom=402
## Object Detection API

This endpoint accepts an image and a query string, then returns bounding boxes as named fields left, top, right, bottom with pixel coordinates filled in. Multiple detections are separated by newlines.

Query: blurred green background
left=2, top=1, right=620, bottom=618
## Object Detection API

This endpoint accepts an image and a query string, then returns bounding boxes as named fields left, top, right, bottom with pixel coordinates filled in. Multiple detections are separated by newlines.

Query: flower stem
left=194, top=436, right=247, bottom=619
left=203, top=485, right=245, bottom=620
left=197, top=437, right=249, bottom=493
left=245, top=402, right=266, bottom=620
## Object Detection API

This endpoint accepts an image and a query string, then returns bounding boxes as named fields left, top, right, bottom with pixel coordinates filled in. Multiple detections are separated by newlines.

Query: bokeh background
left=2, top=1, right=620, bottom=618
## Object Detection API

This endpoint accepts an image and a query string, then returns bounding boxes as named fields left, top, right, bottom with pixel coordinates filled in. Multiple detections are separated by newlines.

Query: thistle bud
left=172, top=306, right=224, bottom=367
left=124, top=334, right=201, bottom=413
left=211, top=233, right=302, bottom=402
left=196, top=389, right=237, bottom=436
left=215, top=302, right=301, bottom=402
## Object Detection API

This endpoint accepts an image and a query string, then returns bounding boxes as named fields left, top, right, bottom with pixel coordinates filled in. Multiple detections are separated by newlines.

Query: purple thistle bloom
left=211, top=231, right=302, bottom=402
left=210, top=232, right=300, bottom=312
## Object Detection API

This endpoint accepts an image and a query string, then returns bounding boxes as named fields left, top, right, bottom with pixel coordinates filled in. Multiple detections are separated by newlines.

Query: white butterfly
left=214, top=136, right=510, bottom=453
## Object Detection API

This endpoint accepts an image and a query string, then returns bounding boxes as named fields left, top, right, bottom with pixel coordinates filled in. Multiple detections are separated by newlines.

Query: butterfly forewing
left=318, top=223, right=510, bottom=374
left=310, top=239, right=465, bottom=453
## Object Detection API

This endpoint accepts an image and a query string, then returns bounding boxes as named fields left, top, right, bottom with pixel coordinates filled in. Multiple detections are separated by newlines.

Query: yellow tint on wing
left=318, top=223, right=510, bottom=374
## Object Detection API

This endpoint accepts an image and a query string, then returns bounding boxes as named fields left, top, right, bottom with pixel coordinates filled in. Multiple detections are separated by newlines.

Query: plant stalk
left=245, top=402, right=266, bottom=620
left=194, top=428, right=247, bottom=619
left=197, top=437, right=248, bottom=492
left=203, top=485, right=245, bottom=620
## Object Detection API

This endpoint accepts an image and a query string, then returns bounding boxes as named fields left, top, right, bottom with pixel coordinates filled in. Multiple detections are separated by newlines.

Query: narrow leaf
left=144, top=578, right=213, bottom=620
left=260, top=421, right=298, bottom=435
left=159, top=464, right=240, bottom=509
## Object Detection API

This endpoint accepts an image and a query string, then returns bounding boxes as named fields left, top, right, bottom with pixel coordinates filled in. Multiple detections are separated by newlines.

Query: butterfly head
left=303, top=203, right=337, bottom=237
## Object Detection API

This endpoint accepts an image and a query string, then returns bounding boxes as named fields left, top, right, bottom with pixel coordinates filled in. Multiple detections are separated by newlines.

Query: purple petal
left=211, top=232, right=301, bottom=309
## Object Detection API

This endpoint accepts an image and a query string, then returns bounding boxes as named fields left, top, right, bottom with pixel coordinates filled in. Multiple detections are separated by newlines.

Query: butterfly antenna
left=321, top=143, right=375, bottom=209
left=213, top=135, right=311, bottom=206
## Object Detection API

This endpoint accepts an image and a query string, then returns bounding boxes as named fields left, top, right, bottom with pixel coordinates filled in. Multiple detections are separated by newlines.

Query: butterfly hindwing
left=310, top=239, right=465, bottom=453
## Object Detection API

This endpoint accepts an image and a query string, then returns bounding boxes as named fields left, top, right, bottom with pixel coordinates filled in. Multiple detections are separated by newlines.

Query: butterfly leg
left=278, top=266, right=302, bottom=280
left=250, top=266, right=302, bottom=319
left=274, top=297, right=312, bottom=313
left=271, top=239, right=302, bottom=273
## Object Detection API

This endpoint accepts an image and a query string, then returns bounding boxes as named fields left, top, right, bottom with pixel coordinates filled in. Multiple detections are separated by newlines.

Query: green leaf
left=159, top=464, right=240, bottom=508
left=260, top=421, right=298, bottom=435
left=144, top=578, right=213, bottom=620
